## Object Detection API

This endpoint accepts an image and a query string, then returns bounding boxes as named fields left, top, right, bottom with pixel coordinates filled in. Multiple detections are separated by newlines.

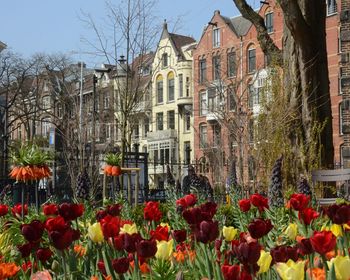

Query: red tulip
left=112, top=257, right=129, bottom=274
left=12, top=203, right=28, bottom=217
left=144, top=201, right=162, bottom=221
left=250, top=194, right=268, bottom=211
left=195, top=220, right=219, bottom=243
left=36, top=248, right=53, bottom=262
left=271, top=245, right=298, bottom=263
left=326, top=204, right=350, bottom=224
left=221, top=264, right=240, bottom=280
left=0, top=204, right=8, bottom=216
left=97, top=261, right=106, bottom=275
left=176, top=194, right=197, bottom=208
left=136, top=239, right=157, bottom=258
left=49, top=228, right=80, bottom=250
left=17, top=243, right=33, bottom=258
left=173, top=229, right=187, bottom=243
left=289, top=193, right=310, bottom=211
left=113, top=234, right=125, bottom=251
left=123, top=233, right=142, bottom=253
left=183, top=207, right=203, bottom=225
left=107, top=204, right=122, bottom=216
left=297, top=238, right=314, bottom=256
left=248, top=218, right=273, bottom=239
left=58, top=203, right=84, bottom=221
left=21, top=220, right=44, bottom=243
left=96, top=209, right=108, bottom=221
left=232, top=241, right=261, bottom=266
left=43, top=204, right=58, bottom=216
left=310, top=230, right=336, bottom=255
left=45, top=216, right=68, bottom=232
left=238, top=199, right=251, bottom=212
left=199, top=201, right=218, bottom=220
left=150, top=225, right=169, bottom=241
left=299, top=207, right=319, bottom=225
left=100, top=215, right=121, bottom=239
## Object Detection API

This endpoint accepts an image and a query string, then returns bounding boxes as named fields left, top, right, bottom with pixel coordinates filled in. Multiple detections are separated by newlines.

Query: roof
left=169, top=33, right=196, bottom=52
left=0, top=41, right=7, bottom=52
left=221, top=14, right=252, bottom=37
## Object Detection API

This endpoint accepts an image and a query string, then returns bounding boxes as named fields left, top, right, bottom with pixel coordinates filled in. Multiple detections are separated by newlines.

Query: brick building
left=193, top=0, right=344, bottom=188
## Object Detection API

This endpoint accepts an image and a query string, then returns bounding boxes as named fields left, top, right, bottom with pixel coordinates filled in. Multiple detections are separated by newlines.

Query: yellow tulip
left=257, top=250, right=272, bottom=274
left=222, top=226, right=238, bottom=242
left=275, top=260, right=305, bottom=280
left=284, top=223, right=298, bottom=240
left=88, top=223, right=104, bottom=243
left=120, top=223, right=138, bottom=235
left=328, top=256, right=350, bottom=280
left=330, top=224, right=343, bottom=237
left=155, top=239, right=174, bottom=260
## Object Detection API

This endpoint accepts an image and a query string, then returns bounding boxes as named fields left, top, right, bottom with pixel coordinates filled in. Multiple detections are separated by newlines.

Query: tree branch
left=232, top=0, right=282, bottom=66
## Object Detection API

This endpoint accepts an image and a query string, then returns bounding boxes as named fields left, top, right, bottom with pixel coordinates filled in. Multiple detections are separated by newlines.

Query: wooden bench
left=311, top=169, right=350, bottom=205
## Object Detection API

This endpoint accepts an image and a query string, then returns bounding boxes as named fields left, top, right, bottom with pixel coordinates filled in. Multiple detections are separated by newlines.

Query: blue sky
left=0, top=0, right=259, bottom=66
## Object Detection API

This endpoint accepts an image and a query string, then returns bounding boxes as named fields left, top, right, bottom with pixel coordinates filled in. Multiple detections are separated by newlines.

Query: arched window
left=199, top=123, right=207, bottom=148
left=162, top=53, right=168, bottom=68
left=167, top=72, right=175, bottom=101
left=247, top=45, right=256, bottom=73
left=156, top=75, right=163, bottom=104
left=265, top=11, right=274, bottom=33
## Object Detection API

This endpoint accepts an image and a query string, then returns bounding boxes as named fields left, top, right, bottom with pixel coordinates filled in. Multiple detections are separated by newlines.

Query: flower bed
left=0, top=193, right=349, bottom=279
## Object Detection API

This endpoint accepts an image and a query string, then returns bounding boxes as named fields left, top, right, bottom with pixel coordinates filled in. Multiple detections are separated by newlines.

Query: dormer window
left=213, top=28, right=220, bottom=48
left=265, top=12, right=273, bottom=33
left=162, top=53, right=168, bottom=68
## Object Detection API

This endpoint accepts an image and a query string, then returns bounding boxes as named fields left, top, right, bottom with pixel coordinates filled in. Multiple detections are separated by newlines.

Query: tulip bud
left=88, top=223, right=104, bottom=243
left=257, top=250, right=272, bottom=274
left=284, top=223, right=298, bottom=240
left=120, top=223, right=138, bottom=235
left=222, top=226, right=238, bottom=242
left=51, top=260, right=60, bottom=272
left=328, top=255, right=350, bottom=280
left=156, top=239, right=174, bottom=260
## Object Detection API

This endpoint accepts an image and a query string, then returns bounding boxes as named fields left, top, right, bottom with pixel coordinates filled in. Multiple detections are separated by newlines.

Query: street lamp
left=90, top=68, right=111, bottom=174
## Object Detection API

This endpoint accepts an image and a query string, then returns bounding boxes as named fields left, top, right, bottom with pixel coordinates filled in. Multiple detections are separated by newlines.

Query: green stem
left=202, top=243, right=213, bottom=279
left=321, top=255, right=329, bottom=273
left=61, top=251, right=68, bottom=280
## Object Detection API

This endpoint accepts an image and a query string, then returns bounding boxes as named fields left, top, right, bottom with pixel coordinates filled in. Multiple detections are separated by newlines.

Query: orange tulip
left=74, top=244, right=86, bottom=257
left=0, top=262, right=20, bottom=279
left=307, top=268, right=326, bottom=280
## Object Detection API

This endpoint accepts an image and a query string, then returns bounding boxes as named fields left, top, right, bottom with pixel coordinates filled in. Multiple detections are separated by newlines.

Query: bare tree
left=232, top=0, right=334, bottom=176
left=81, top=0, right=159, bottom=165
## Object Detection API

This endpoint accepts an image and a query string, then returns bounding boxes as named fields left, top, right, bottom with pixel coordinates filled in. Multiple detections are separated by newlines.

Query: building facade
left=147, top=22, right=196, bottom=188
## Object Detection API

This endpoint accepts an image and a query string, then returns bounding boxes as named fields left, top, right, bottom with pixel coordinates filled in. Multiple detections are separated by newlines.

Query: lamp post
left=91, top=68, right=111, bottom=176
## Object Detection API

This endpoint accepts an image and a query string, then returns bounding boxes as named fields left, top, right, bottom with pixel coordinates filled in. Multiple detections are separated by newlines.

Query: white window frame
left=213, top=28, right=220, bottom=48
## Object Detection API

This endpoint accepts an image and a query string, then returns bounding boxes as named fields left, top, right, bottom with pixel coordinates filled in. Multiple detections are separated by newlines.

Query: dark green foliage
left=268, top=156, right=284, bottom=207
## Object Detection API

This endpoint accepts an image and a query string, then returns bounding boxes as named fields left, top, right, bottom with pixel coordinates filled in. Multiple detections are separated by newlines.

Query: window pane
left=227, top=52, right=236, bottom=77
left=200, top=125, right=207, bottom=148
left=157, top=81, right=163, bottom=103
left=179, top=74, right=183, bottom=97
left=248, top=49, right=256, bottom=73
left=168, top=78, right=174, bottom=101
left=200, top=92, right=207, bottom=115
left=213, top=56, right=221, bottom=80
left=167, top=110, right=175, bottom=129
left=157, top=113, right=163, bottom=130
left=265, top=13, right=273, bottom=33
left=213, top=29, right=220, bottom=47
left=199, top=59, right=206, bottom=84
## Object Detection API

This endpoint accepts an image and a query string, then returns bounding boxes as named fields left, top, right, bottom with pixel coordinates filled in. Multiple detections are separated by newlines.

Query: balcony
left=206, top=112, right=221, bottom=123
left=177, top=96, right=192, bottom=107
left=132, top=100, right=151, bottom=114
left=147, top=129, right=177, bottom=141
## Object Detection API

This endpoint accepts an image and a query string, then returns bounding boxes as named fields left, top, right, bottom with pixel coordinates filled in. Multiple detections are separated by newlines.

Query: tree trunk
left=232, top=0, right=334, bottom=181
